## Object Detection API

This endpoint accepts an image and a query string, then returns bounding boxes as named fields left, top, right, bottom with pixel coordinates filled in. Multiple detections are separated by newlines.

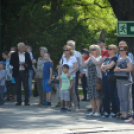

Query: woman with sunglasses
left=58, top=45, right=78, bottom=111
left=82, top=45, right=102, bottom=117
left=114, top=44, right=133, bottom=120
left=101, top=45, right=118, bottom=118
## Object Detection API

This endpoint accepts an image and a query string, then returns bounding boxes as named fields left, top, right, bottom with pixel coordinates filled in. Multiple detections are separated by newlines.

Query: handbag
left=96, top=78, right=102, bottom=91
left=114, top=71, right=129, bottom=80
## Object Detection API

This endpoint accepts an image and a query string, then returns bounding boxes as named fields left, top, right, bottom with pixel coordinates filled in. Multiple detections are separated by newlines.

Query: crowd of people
left=0, top=39, right=134, bottom=124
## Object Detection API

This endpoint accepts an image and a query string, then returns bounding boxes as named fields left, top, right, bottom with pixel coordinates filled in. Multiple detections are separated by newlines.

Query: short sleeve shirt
left=0, top=70, right=6, bottom=86
left=116, top=57, right=132, bottom=82
left=118, top=52, right=134, bottom=65
left=60, top=56, right=77, bottom=77
left=60, top=74, right=73, bottom=90
left=43, top=62, right=52, bottom=79
left=101, top=50, right=109, bottom=57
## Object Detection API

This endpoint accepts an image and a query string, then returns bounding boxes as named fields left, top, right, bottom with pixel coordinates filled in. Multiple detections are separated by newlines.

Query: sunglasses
left=63, top=50, right=69, bottom=51
left=91, top=49, right=96, bottom=51
left=119, top=50, right=125, bottom=51
left=108, top=48, right=113, bottom=51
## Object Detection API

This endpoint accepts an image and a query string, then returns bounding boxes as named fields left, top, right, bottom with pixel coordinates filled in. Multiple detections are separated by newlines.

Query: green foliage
left=2, top=0, right=118, bottom=66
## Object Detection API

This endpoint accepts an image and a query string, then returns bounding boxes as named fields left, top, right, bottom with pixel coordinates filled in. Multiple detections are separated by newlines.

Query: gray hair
left=67, top=40, right=75, bottom=46
left=40, top=46, right=48, bottom=52
left=18, top=42, right=25, bottom=48
left=89, top=44, right=101, bottom=57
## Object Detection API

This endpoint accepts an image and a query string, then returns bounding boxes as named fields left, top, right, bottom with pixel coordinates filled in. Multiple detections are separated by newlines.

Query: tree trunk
left=108, top=0, right=134, bottom=53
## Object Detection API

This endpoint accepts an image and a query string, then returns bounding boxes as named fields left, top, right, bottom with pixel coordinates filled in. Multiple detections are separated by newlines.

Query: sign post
left=117, top=21, right=134, bottom=37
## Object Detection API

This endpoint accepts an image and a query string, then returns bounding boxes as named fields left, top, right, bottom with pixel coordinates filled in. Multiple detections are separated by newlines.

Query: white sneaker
left=87, top=112, right=94, bottom=116
left=93, top=112, right=101, bottom=117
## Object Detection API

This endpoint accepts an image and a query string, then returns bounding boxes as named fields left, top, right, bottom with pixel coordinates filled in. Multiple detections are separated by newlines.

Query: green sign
left=117, top=21, right=134, bottom=37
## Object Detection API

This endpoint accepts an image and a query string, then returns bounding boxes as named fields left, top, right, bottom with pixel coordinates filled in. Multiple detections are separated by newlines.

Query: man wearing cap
left=97, top=39, right=109, bottom=61
left=80, top=48, right=89, bottom=101
left=0, top=61, right=6, bottom=105
left=10, top=42, right=32, bottom=106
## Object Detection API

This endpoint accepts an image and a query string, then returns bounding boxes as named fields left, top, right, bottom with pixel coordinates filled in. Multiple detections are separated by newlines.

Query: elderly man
left=66, top=40, right=82, bottom=108
left=10, top=42, right=32, bottom=106
left=36, top=47, right=48, bottom=105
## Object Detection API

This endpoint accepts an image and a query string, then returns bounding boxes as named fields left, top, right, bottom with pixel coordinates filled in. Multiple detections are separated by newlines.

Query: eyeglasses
left=108, top=48, right=113, bottom=51
left=63, top=50, right=69, bottom=51
left=119, top=50, right=125, bottom=51
left=91, top=49, right=96, bottom=51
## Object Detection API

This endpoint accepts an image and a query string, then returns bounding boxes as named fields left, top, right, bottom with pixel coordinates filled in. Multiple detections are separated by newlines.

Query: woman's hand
left=114, top=67, right=121, bottom=72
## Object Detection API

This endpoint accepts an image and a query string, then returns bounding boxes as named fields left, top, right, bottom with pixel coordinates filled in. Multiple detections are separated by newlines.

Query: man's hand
left=19, top=62, right=24, bottom=65
left=82, top=54, right=86, bottom=60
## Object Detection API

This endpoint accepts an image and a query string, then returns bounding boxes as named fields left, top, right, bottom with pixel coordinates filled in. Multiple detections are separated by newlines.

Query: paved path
left=0, top=95, right=134, bottom=134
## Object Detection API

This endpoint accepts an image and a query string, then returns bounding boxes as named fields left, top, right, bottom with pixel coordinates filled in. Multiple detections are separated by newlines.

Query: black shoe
left=25, top=103, right=30, bottom=106
left=15, top=103, right=21, bottom=106
left=48, top=102, right=51, bottom=106
left=81, top=98, right=87, bottom=101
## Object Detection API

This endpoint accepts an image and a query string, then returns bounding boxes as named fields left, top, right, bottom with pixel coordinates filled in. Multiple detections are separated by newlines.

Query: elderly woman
left=58, top=45, right=79, bottom=111
left=114, top=44, right=133, bottom=119
left=82, top=45, right=103, bottom=117
left=36, top=47, right=48, bottom=105
left=101, top=45, right=118, bottom=118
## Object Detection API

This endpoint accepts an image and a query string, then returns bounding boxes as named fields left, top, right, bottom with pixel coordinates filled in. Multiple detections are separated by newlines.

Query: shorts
left=56, top=85, right=60, bottom=98
left=60, top=89, right=70, bottom=101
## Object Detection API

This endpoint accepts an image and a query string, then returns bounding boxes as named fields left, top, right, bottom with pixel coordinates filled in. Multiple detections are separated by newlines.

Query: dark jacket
left=10, top=51, right=32, bottom=77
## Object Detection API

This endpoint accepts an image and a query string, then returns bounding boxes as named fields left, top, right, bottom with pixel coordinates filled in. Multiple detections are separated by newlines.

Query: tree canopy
left=1, top=0, right=118, bottom=65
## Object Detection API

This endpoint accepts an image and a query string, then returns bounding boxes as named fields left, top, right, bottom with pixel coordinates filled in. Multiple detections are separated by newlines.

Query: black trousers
left=81, top=75, right=87, bottom=99
left=15, top=71, right=29, bottom=104
left=75, top=71, right=80, bottom=104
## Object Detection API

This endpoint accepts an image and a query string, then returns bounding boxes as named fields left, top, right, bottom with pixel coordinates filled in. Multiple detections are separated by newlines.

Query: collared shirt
left=60, top=56, right=77, bottom=77
left=19, top=52, right=25, bottom=70
left=36, top=57, right=45, bottom=78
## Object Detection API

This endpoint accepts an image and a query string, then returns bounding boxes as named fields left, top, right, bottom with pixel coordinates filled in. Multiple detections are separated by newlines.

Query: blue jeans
left=28, top=70, right=33, bottom=97
left=102, top=76, right=117, bottom=114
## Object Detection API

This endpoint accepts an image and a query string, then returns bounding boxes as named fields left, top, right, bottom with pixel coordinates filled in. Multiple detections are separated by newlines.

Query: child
left=59, top=64, right=73, bottom=111
left=43, top=53, right=53, bottom=106
left=0, top=61, right=6, bottom=105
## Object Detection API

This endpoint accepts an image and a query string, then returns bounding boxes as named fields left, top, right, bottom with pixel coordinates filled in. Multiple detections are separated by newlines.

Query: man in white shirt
left=66, top=40, right=82, bottom=108
left=10, top=42, right=32, bottom=106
